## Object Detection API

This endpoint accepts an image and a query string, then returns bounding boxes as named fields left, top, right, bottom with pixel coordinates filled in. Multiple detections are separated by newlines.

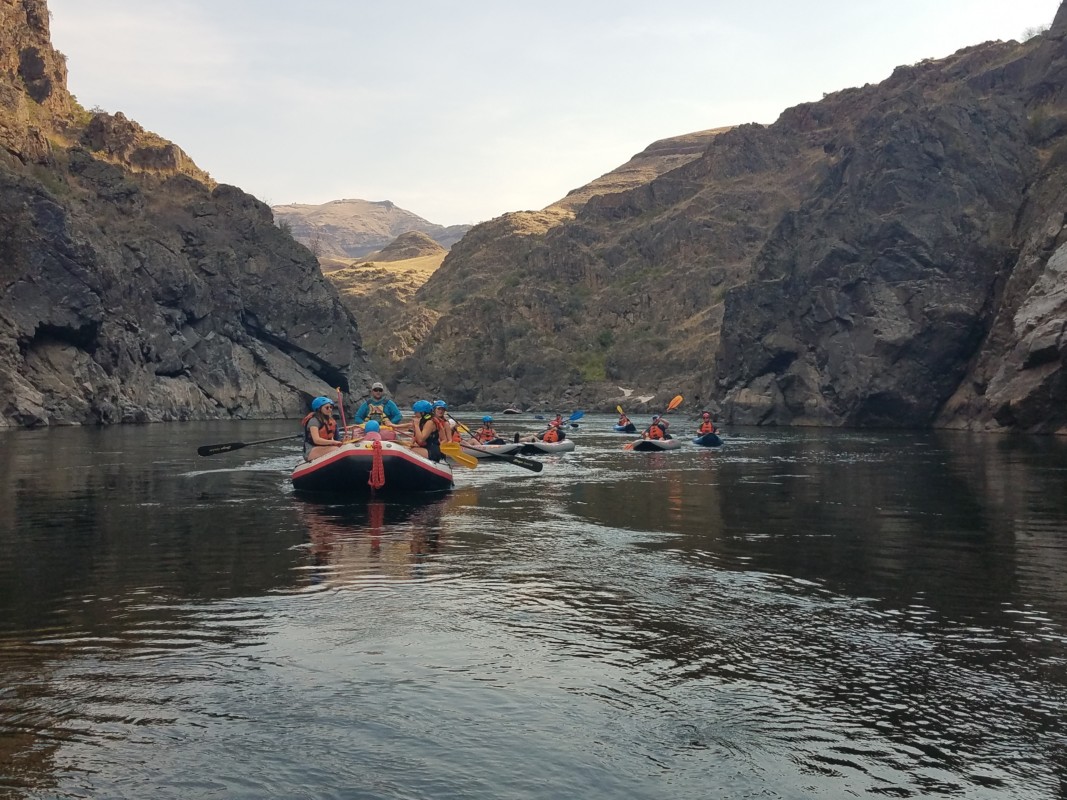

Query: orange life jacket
left=698, top=421, right=717, bottom=434
left=475, top=426, right=497, bottom=443
left=302, top=412, right=337, bottom=445
left=647, top=424, right=665, bottom=440
left=618, top=415, right=630, bottom=426
left=542, top=427, right=560, bottom=443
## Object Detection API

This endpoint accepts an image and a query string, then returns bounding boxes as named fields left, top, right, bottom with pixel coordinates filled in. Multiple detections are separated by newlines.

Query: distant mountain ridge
left=271, top=198, right=471, bottom=258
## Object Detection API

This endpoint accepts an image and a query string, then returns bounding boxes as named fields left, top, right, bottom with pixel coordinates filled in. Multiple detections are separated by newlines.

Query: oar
left=452, top=421, right=544, bottom=472
left=439, top=442, right=479, bottom=469
left=624, top=394, right=683, bottom=450
left=568, top=410, right=583, bottom=428
left=197, top=434, right=301, bottom=457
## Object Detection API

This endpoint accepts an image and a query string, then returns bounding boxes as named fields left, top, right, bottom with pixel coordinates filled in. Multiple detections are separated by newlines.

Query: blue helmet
left=412, top=400, right=433, bottom=414
left=311, top=396, right=332, bottom=411
left=364, top=420, right=380, bottom=432
left=433, top=399, right=447, bottom=409
left=482, top=415, right=493, bottom=423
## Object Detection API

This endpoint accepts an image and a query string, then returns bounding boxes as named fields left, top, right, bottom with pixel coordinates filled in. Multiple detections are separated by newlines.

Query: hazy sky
left=46, top=1, right=1060, bottom=226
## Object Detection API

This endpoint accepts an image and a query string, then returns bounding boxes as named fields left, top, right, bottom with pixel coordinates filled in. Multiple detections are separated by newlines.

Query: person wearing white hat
left=353, top=381, right=403, bottom=431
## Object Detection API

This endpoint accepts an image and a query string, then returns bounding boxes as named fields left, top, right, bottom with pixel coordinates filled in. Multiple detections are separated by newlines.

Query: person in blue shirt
left=353, top=382, right=403, bottom=432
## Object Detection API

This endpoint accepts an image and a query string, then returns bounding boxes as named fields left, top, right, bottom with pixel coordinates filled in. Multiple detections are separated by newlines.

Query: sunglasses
left=372, top=389, right=383, bottom=392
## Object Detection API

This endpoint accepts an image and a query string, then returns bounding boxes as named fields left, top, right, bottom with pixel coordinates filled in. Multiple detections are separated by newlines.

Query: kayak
left=613, top=423, right=637, bottom=433
left=629, top=438, right=683, bottom=452
left=515, top=439, right=577, bottom=455
left=502, top=407, right=523, bottom=414
left=291, top=441, right=453, bottom=495
left=693, top=432, right=723, bottom=447
left=460, top=441, right=523, bottom=459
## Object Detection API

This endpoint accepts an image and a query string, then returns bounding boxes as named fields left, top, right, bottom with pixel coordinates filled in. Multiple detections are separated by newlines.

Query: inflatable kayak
left=629, top=438, right=683, bottom=452
left=514, top=438, right=577, bottom=455
left=291, top=441, right=453, bottom=495
left=460, top=441, right=522, bottom=459
left=613, top=423, right=637, bottom=433
left=693, top=432, right=723, bottom=447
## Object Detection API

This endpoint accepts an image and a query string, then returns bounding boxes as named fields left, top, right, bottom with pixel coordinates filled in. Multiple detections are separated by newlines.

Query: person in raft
left=360, top=420, right=383, bottom=442
left=303, top=396, right=345, bottom=460
left=473, top=415, right=506, bottom=445
left=617, top=411, right=633, bottom=430
left=411, top=399, right=446, bottom=461
left=353, top=382, right=404, bottom=438
left=697, top=411, right=718, bottom=435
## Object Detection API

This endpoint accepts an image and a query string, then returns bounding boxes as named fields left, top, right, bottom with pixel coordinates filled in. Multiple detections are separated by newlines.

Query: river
left=1, top=416, right=1065, bottom=799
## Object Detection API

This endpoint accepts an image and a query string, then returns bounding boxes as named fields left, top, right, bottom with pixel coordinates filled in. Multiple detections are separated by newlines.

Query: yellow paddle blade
left=616, top=405, right=624, bottom=415
left=439, top=442, right=478, bottom=468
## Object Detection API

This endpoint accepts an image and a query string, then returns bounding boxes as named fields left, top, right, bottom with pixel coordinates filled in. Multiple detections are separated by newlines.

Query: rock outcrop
left=0, top=0, right=371, bottom=427
left=391, top=7, right=1067, bottom=434
left=271, top=198, right=471, bottom=259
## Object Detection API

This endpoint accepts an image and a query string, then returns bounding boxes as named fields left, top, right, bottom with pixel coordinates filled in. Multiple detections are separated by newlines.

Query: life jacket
left=413, top=413, right=436, bottom=446
left=475, top=426, right=497, bottom=443
left=302, top=412, right=337, bottom=445
left=647, top=423, right=665, bottom=440
left=542, top=427, right=560, bottom=443
left=698, top=420, right=717, bottom=434
left=364, top=400, right=387, bottom=423
left=618, top=415, right=630, bottom=426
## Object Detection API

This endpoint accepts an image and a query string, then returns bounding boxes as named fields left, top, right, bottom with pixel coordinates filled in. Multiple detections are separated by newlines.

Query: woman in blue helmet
left=410, top=400, right=438, bottom=460
left=302, top=395, right=343, bottom=461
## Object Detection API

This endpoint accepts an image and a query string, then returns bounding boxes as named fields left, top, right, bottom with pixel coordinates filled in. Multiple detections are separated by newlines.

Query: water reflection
left=295, top=496, right=451, bottom=589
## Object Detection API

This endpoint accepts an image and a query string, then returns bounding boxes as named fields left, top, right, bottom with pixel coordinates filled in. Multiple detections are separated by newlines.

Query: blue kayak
left=613, top=423, right=636, bottom=433
left=693, top=432, right=723, bottom=447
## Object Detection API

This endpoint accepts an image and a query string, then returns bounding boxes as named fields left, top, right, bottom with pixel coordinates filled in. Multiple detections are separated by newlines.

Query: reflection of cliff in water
left=295, top=495, right=452, bottom=589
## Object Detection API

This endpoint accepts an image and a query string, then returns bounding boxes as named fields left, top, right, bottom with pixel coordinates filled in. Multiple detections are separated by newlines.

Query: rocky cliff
left=271, top=198, right=471, bottom=259
left=392, top=8, right=1067, bottom=434
left=0, top=0, right=371, bottom=427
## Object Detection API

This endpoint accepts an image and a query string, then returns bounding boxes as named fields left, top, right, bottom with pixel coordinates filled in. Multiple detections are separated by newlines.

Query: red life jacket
left=618, top=415, right=630, bottom=426
left=542, top=427, right=560, bottom=443
left=698, top=420, right=717, bottom=434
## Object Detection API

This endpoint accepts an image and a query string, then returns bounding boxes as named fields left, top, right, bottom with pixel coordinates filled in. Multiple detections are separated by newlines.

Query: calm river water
left=1, top=415, right=1066, bottom=799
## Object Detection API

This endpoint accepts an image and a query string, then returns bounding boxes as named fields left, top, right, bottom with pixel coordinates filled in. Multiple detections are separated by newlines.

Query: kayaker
left=643, top=415, right=669, bottom=440
left=516, top=421, right=566, bottom=443
left=431, top=400, right=462, bottom=443
left=353, top=382, right=404, bottom=428
left=303, top=396, right=344, bottom=460
left=697, top=412, right=718, bottom=435
left=617, top=411, right=631, bottom=428
left=474, top=416, right=505, bottom=444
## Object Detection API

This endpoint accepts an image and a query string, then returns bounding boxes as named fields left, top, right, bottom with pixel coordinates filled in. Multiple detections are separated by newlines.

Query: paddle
left=197, top=434, right=301, bottom=457
left=439, top=442, right=479, bottom=469
left=624, top=394, right=683, bottom=450
left=452, top=421, right=544, bottom=472
left=392, top=437, right=478, bottom=468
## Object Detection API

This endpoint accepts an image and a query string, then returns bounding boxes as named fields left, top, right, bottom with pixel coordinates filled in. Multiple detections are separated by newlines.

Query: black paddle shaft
left=197, top=434, right=301, bottom=457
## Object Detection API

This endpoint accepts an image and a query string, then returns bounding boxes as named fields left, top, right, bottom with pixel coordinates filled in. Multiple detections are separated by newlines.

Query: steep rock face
left=394, top=10, right=1067, bottom=433
left=0, top=0, right=370, bottom=427
left=718, top=32, right=1067, bottom=432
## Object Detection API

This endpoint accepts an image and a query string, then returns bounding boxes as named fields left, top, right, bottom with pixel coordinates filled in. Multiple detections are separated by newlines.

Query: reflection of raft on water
left=299, top=496, right=451, bottom=586
left=291, top=441, right=453, bottom=495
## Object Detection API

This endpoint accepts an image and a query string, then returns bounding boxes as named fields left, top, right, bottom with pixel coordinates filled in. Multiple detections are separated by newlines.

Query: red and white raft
left=291, top=441, right=453, bottom=495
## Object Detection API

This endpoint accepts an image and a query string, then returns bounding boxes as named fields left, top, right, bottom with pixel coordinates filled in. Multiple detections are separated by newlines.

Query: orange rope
left=368, top=441, right=385, bottom=490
